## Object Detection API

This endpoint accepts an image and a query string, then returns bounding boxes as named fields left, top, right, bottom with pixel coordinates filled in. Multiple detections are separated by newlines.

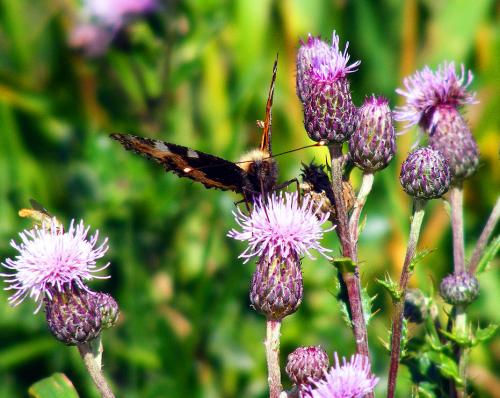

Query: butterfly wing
left=260, top=54, right=278, bottom=156
left=110, top=133, right=247, bottom=192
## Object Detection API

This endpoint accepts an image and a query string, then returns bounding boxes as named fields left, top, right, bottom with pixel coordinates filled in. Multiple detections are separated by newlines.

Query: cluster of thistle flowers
left=1, top=217, right=118, bottom=346
left=69, top=0, right=157, bottom=57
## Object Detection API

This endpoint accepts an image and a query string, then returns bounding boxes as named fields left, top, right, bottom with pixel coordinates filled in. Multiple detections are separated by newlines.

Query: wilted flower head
left=228, top=192, right=333, bottom=263
left=1, top=219, right=109, bottom=311
left=394, top=61, right=476, bottom=130
left=300, top=31, right=360, bottom=143
left=304, top=353, right=379, bottom=398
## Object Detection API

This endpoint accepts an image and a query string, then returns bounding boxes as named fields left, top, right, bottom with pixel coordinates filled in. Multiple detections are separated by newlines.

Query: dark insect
left=110, top=57, right=280, bottom=200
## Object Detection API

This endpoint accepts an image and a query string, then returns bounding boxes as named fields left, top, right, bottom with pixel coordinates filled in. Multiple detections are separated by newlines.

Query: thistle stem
left=328, top=144, right=371, bottom=361
left=349, top=172, right=375, bottom=244
left=450, top=186, right=466, bottom=274
left=387, top=199, right=426, bottom=398
left=469, top=197, right=500, bottom=274
left=265, top=319, right=282, bottom=398
left=449, top=185, right=469, bottom=398
left=78, top=338, right=115, bottom=398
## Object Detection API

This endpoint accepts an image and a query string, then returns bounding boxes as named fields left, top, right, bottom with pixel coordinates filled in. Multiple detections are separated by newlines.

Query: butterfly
left=110, top=57, right=280, bottom=200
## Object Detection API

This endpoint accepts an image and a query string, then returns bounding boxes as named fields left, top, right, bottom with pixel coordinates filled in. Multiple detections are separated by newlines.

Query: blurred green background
left=0, top=0, right=498, bottom=397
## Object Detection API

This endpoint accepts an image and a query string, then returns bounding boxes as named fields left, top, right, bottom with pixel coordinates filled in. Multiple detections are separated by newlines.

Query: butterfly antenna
left=260, top=54, right=278, bottom=154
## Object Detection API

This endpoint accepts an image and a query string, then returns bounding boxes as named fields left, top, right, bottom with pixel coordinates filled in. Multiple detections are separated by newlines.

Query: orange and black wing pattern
left=110, top=133, right=247, bottom=192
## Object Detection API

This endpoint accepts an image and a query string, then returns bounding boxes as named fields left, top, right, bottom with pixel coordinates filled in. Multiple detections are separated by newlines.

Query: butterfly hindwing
left=110, top=133, right=247, bottom=192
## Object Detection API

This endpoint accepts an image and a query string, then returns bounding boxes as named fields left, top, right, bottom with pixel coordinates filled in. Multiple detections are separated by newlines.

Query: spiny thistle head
left=400, top=147, right=451, bottom=200
left=44, top=284, right=102, bottom=345
left=228, top=192, right=334, bottom=263
left=404, top=288, right=429, bottom=324
left=300, top=31, right=360, bottom=143
left=349, top=95, right=396, bottom=173
left=394, top=61, right=476, bottom=130
left=1, top=219, right=110, bottom=312
left=428, top=106, right=479, bottom=182
left=440, top=272, right=479, bottom=306
left=95, top=292, right=119, bottom=329
left=303, top=353, right=379, bottom=398
left=296, top=35, right=331, bottom=103
left=286, top=346, right=330, bottom=386
left=249, top=253, right=303, bottom=320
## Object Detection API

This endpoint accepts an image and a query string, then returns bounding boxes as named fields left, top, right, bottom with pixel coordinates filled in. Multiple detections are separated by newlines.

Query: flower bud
left=427, top=106, right=479, bottom=183
left=349, top=96, right=396, bottom=172
left=403, top=288, right=429, bottom=324
left=286, top=346, right=329, bottom=386
left=400, top=147, right=451, bottom=200
left=440, top=272, right=479, bottom=306
left=45, top=285, right=102, bottom=345
left=95, top=292, right=119, bottom=329
left=250, top=254, right=303, bottom=321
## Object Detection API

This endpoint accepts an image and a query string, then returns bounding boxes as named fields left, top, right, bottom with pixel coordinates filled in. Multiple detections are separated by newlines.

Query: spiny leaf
left=409, top=248, right=435, bottom=273
left=361, top=286, right=376, bottom=326
left=332, top=271, right=352, bottom=328
left=475, top=323, right=498, bottom=342
left=376, top=273, right=401, bottom=301
left=475, top=235, right=500, bottom=274
left=331, top=257, right=356, bottom=274
left=28, top=373, right=79, bottom=398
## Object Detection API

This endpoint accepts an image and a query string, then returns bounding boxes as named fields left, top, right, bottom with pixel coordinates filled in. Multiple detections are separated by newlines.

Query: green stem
left=349, top=172, right=374, bottom=244
left=78, top=338, right=115, bottom=398
left=387, top=199, right=426, bottom=398
left=265, top=319, right=282, bottom=398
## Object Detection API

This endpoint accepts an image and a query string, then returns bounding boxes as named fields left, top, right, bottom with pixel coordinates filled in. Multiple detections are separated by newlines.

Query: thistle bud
left=296, top=35, right=331, bottom=103
left=95, top=292, right=119, bottom=329
left=440, top=272, right=479, bottom=306
left=301, top=31, right=360, bottom=143
left=45, top=285, right=102, bottom=345
left=428, top=106, right=479, bottom=182
left=404, top=288, right=429, bottom=324
left=400, top=147, right=451, bottom=200
left=249, top=254, right=303, bottom=321
left=349, top=96, right=396, bottom=172
left=286, top=346, right=329, bottom=386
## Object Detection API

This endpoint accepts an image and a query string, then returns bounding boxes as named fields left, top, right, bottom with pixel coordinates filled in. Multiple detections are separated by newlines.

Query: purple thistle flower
left=301, top=31, right=360, bottom=143
left=227, top=192, right=333, bottom=263
left=394, top=61, right=476, bottom=130
left=1, top=219, right=110, bottom=312
left=304, top=353, right=379, bottom=398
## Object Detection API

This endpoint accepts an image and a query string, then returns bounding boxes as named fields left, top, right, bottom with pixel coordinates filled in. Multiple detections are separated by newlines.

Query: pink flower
left=394, top=61, right=476, bottom=130
left=304, top=353, right=379, bottom=398
left=227, top=192, right=333, bottom=263
left=1, top=219, right=110, bottom=312
left=308, top=31, right=360, bottom=82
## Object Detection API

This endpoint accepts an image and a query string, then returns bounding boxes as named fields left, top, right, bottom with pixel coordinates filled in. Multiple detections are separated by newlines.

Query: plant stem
left=349, top=172, right=375, bottom=244
left=387, top=199, right=426, bottom=398
left=454, top=305, right=468, bottom=398
left=328, top=144, right=371, bottom=360
left=265, top=319, right=282, bottom=398
left=78, top=338, right=115, bottom=398
left=449, top=186, right=466, bottom=274
left=469, top=197, right=500, bottom=274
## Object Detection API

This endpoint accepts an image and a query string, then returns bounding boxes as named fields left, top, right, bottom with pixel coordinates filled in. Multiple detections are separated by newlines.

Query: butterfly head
left=238, top=149, right=278, bottom=195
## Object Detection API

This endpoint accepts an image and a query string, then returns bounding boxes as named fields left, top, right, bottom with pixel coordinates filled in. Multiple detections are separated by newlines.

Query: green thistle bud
left=95, top=292, right=119, bottom=330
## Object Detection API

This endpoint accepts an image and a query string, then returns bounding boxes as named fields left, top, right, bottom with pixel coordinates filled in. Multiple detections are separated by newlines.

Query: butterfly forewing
left=110, top=134, right=247, bottom=192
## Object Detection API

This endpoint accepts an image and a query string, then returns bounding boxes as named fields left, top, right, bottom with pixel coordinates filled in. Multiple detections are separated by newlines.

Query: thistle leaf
left=474, top=235, right=500, bottom=274
left=376, top=273, right=401, bottom=301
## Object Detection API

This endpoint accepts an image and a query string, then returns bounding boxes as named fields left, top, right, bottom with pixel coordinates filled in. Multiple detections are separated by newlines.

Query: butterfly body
left=111, top=56, right=279, bottom=199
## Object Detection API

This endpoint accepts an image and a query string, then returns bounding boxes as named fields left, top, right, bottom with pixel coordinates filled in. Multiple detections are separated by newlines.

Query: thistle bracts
left=286, top=346, right=329, bottom=386
left=96, top=292, right=120, bottom=329
left=297, top=31, right=360, bottom=143
left=349, top=96, right=396, bottom=173
left=45, top=284, right=102, bottom=345
left=250, top=254, right=303, bottom=320
left=400, top=147, right=451, bottom=200
left=428, top=106, right=479, bottom=182
left=440, top=272, right=479, bottom=306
